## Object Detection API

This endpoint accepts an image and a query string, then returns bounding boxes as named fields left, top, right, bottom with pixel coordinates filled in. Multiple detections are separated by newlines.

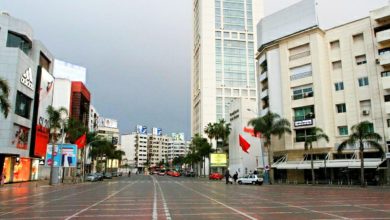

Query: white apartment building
left=96, top=117, right=119, bottom=146
left=148, top=135, right=170, bottom=166
left=256, top=0, right=389, bottom=183
left=120, top=133, right=136, bottom=169
left=88, top=105, right=99, bottom=133
left=191, top=0, right=263, bottom=137
left=167, top=133, right=190, bottom=162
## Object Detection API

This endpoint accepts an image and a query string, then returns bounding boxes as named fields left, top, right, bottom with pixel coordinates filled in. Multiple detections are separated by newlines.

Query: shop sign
left=210, top=153, right=227, bottom=167
left=294, top=119, right=314, bottom=127
left=20, top=68, right=34, bottom=90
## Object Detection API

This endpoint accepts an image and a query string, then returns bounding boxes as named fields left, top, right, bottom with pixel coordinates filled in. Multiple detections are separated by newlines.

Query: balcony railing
left=290, top=71, right=312, bottom=81
left=377, top=29, right=390, bottom=43
left=292, top=91, right=314, bottom=100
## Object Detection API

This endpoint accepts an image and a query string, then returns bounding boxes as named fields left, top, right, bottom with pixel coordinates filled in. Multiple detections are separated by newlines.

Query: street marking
left=152, top=177, right=158, bottom=220
left=154, top=177, right=172, bottom=220
left=175, top=182, right=258, bottom=220
left=64, top=181, right=138, bottom=220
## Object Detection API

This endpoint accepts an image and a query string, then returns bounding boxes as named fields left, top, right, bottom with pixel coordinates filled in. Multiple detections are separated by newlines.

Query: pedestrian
left=224, top=168, right=231, bottom=184
left=253, top=170, right=258, bottom=175
left=1, top=174, right=5, bottom=187
left=233, top=171, right=238, bottom=184
left=128, top=171, right=131, bottom=177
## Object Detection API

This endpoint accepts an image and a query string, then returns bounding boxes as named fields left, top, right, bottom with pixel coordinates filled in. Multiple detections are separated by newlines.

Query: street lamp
left=246, top=108, right=269, bottom=184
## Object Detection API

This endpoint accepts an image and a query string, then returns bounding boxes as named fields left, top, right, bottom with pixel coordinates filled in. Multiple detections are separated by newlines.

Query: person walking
left=233, top=171, right=238, bottom=184
left=224, top=169, right=231, bottom=184
left=128, top=171, right=131, bottom=177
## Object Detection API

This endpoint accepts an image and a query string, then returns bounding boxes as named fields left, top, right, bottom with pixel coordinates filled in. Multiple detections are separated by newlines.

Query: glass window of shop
left=15, top=91, right=32, bottom=119
left=6, top=31, right=32, bottom=55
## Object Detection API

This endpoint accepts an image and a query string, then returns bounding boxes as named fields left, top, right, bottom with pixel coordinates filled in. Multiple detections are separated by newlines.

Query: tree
left=204, top=122, right=216, bottom=146
left=172, top=156, right=185, bottom=167
left=204, top=119, right=231, bottom=153
left=191, top=134, right=212, bottom=176
left=47, top=106, right=68, bottom=185
left=304, top=127, right=329, bottom=185
left=0, top=77, right=10, bottom=118
left=89, top=139, right=114, bottom=172
left=337, top=121, right=383, bottom=187
left=64, top=118, right=88, bottom=143
left=248, top=111, right=291, bottom=184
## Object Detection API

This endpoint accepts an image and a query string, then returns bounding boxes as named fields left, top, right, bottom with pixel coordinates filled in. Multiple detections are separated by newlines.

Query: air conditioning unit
left=362, top=110, right=370, bottom=115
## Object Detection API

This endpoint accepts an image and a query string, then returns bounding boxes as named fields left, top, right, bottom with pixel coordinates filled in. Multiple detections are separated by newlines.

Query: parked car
left=158, top=170, right=166, bottom=176
left=209, top=172, right=223, bottom=180
left=95, top=173, right=104, bottom=181
left=237, top=174, right=263, bottom=185
left=103, top=172, right=112, bottom=179
left=86, top=173, right=99, bottom=182
left=166, top=170, right=173, bottom=176
left=112, top=172, right=118, bottom=177
left=171, top=171, right=181, bottom=177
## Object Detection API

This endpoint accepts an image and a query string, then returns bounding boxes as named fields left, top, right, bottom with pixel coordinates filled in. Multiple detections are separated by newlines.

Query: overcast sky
left=1, top=0, right=387, bottom=139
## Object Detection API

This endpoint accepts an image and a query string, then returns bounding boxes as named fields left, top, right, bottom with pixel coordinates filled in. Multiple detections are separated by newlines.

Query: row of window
left=334, top=77, right=369, bottom=91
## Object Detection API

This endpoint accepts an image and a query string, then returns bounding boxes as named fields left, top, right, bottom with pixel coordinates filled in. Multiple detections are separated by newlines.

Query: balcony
left=379, top=52, right=390, bottom=66
left=259, top=71, right=268, bottom=82
left=377, top=29, right=390, bottom=43
left=371, top=6, right=390, bottom=22
left=260, top=89, right=268, bottom=99
left=386, top=102, right=390, bottom=114
left=290, top=71, right=312, bottom=81
left=382, top=75, right=390, bottom=89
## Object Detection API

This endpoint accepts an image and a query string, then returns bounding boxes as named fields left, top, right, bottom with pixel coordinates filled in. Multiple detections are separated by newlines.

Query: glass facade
left=6, top=32, right=31, bottom=55
left=215, top=0, right=256, bottom=119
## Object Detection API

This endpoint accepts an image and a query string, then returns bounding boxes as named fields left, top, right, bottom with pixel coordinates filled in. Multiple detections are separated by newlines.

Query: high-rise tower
left=191, top=0, right=263, bottom=136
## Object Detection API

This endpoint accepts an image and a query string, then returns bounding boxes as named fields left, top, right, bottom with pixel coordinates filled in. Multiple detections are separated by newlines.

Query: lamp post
left=246, top=108, right=269, bottom=184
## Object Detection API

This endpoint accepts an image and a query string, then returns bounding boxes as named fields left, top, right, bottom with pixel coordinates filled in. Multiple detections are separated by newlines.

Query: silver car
left=86, top=174, right=98, bottom=182
left=237, top=174, right=264, bottom=185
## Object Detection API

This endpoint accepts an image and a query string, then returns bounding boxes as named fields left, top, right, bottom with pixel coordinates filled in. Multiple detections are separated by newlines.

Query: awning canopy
left=273, top=158, right=384, bottom=170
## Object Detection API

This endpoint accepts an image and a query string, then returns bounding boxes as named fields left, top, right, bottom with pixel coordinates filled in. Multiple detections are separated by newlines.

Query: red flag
left=239, top=134, right=250, bottom=153
left=243, top=127, right=261, bottom=138
left=75, top=133, right=86, bottom=149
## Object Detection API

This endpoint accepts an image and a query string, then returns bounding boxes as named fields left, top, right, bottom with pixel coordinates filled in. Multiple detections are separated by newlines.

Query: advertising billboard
left=171, top=133, right=185, bottom=141
left=53, top=59, right=86, bottom=83
left=34, top=68, right=54, bottom=157
left=46, top=144, right=62, bottom=167
left=98, top=117, right=118, bottom=129
left=210, top=153, right=227, bottom=167
left=45, top=144, right=78, bottom=167
left=11, top=124, right=29, bottom=150
left=13, top=158, right=31, bottom=182
left=136, top=125, right=147, bottom=134
left=152, top=128, right=162, bottom=136
left=60, top=144, right=77, bottom=167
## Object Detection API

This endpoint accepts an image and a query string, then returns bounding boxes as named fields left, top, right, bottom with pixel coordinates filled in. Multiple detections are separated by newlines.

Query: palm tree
left=337, top=121, right=383, bottom=187
left=214, top=119, right=231, bottom=152
left=47, top=106, right=68, bottom=185
left=304, top=127, right=329, bottom=185
left=0, top=77, right=10, bottom=118
left=248, top=111, right=291, bottom=184
left=204, top=122, right=216, bottom=146
left=191, top=134, right=212, bottom=176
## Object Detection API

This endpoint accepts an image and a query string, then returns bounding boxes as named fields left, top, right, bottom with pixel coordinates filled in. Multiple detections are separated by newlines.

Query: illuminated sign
left=210, top=153, right=227, bottom=167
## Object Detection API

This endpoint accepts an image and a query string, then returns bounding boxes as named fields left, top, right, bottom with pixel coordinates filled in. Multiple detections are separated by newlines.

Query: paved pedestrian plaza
left=0, top=175, right=389, bottom=219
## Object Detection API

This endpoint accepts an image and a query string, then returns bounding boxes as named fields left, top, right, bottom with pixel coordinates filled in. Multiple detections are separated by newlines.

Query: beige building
left=148, top=135, right=170, bottom=167
left=256, top=1, right=389, bottom=184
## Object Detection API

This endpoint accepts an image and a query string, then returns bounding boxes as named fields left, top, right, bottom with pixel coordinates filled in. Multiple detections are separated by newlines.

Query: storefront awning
left=273, top=158, right=384, bottom=170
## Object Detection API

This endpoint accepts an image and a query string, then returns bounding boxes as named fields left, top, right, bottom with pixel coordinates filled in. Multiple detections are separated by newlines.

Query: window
left=381, top=71, right=390, bottom=77
left=330, top=40, right=340, bottom=50
left=338, top=126, right=348, bottom=136
left=355, top=55, right=367, bottom=65
left=6, top=32, right=32, bottom=55
left=358, top=77, right=369, bottom=87
left=231, top=32, right=238, bottom=39
left=289, top=43, right=310, bottom=61
left=292, top=85, right=313, bottom=100
left=353, top=33, right=364, bottom=43
left=385, top=95, right=390, bottom=102
left=290, top=64, right=312, bottom=81
left=215, top=31, right=221, bottom=38
left=334, top=82, right=344, bottom=91
left=39, top=52, right=51, bottom=72
left=240, top=33, right=245, bottom=39
left=295, top=128, right=315, bottom=142
left=224, top=32, right=230, bottom=38
left=248, top=34, right=253, bottom=40
left=332, top=61, right=342, bottom=70
left=15, top=91, right=32, bottom=119
left=294, top=105, right=315, bottom=121
left=336, top=103, right=346, bottom=113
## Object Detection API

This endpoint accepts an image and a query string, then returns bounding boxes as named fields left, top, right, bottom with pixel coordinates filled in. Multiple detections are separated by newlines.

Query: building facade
left=0, top=13, right=54, bottom=183
left=167, top=133, right=189, bottom=162
left=191, top=0, right=263, bottom=137
left=256, top=0, right=390, bottom=184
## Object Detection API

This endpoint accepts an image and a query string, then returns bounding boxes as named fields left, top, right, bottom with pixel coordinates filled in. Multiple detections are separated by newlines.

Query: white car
left=237, top=174, right=263, bottom=185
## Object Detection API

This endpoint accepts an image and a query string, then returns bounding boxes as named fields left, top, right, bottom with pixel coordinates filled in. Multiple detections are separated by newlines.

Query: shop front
left=1, top=156, right=39, bottom=183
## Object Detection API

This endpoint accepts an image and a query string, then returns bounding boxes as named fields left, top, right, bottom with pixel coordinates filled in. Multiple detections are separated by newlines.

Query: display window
left=2, top=157, right=12, bottom=183
left=31, top=159, right=39, bottom=180
left=13, top=158, right=31, bottom=182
